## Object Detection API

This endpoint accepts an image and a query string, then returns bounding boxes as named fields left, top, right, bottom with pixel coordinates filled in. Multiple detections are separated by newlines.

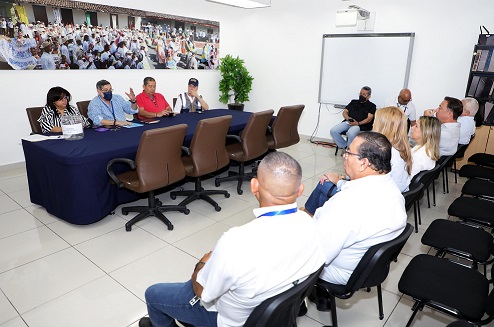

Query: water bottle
left=61, top=114, right=84, bottom=140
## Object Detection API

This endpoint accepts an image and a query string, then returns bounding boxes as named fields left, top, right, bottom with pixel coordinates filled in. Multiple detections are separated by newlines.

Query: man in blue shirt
left=88, top=79, right=154, bottom=126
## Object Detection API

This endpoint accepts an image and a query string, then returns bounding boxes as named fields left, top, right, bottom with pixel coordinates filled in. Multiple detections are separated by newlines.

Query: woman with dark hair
left=38, top=86, right=89, bottom=133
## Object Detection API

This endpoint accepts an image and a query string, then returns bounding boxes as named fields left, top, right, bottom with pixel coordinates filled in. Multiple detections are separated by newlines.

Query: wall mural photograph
left=0, top=0, right=220, bottom=70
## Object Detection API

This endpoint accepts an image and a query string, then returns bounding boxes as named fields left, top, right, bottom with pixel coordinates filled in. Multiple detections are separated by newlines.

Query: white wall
left=0, top=0, right=490, bottom=166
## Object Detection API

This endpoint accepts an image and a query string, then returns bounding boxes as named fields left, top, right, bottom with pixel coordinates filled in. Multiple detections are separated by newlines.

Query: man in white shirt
left=458, top=97, right=479, bottom=145
left=139, top=152, right=325, bottom=327
left=173, top=78, right=209, bottom=113
left=384, top=88, right=416, bottom=127
left=311, top=131, right=406, bottom=309
left=40, top=41, right=57, bottom=70
left=424, top=97, right=463, bottom=156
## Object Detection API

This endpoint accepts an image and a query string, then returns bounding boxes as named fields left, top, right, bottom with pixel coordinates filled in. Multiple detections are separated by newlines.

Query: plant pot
left=228, top=103, right=244, bottom=111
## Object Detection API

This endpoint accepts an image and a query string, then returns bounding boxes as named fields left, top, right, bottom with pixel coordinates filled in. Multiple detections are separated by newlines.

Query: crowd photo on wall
left=0, top=0, right=220, bottom=70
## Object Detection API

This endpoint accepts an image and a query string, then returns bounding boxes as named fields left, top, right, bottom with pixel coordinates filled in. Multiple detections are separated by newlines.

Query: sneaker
left=139, top=317, right=153, bottom=327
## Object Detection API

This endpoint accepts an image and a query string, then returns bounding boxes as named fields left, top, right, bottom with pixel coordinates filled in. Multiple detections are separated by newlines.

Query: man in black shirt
left=330, top=86, right=376, bottom=151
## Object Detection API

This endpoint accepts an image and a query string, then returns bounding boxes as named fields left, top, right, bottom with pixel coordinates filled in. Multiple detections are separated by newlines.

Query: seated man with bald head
left=139, top=152, right=325, bottom=327
left=384, top=88, right=416, bottom=127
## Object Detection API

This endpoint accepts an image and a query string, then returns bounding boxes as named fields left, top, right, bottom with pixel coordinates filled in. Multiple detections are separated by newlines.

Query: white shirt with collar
left=457, top=116, right=475, bottom=145
left=439, top=122, right=460, bottom=156
left=197, top=203, right=325, bottom=327
left=314, top=174, right=407, bottom=285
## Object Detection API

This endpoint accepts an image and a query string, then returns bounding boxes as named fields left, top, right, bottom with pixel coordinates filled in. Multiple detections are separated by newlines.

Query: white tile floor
left=0, top=139, right=484, bottom=327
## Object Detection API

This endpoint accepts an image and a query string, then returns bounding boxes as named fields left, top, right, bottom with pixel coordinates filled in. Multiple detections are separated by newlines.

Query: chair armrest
left=106, top=158, right=136, bottom=188
left=182, top=146, right=191, bottom=156
left=226, top=134, right=242, bottom=143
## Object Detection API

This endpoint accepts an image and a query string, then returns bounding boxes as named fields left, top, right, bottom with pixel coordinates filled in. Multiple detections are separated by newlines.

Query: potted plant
left=218, top=54, right=254, bottom=111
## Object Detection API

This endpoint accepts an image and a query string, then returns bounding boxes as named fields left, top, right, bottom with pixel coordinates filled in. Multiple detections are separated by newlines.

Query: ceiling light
left=206, top=0, right=271, bottom=9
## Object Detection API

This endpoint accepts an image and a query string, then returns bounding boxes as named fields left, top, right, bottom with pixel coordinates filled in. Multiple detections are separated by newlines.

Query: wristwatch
left=129, top=99, right=136, bottom=104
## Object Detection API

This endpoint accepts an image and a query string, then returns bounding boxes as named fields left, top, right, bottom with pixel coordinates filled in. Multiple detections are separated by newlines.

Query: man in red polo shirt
left=135, top=77, right=173, bottom=119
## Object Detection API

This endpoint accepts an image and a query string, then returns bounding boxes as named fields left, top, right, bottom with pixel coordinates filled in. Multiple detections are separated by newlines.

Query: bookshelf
left=466, top=44, right=494, bottom=100
left=458, top=43, right=494, bottom=168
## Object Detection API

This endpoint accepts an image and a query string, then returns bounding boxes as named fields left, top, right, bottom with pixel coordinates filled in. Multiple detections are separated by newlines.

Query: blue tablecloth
left=22, top=109, right=252, bottom=225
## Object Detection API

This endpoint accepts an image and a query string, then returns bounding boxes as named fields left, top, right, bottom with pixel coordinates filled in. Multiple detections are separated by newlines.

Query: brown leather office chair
left=26, top=107, right=44, bottom=134
left=170, top=116, right=232, bottom=211
left=215, top=109, right=274, bottom=195
left=266, top=105, right=304, bottom=150
left=76, top=100, right=92, bottom=125
left=107, top=125, right=189, bottom=232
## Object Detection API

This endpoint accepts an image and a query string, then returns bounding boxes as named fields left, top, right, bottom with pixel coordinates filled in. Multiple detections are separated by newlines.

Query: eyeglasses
left=100, top=88, right=113, bottom=92
left=343, top=149, right=361, bottom=159
left=54, top=95, right=69, bottom=101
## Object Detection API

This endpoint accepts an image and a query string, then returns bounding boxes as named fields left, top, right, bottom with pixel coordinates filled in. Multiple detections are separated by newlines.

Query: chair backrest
left=76, top=100, right=90, bottom=118
left=269, top=105, right=304, bottom=149
left=240, top=109, right=274, bottom=160
left=410, top=164, right=442, bottom=189
left=134, top=124, right=188, bottom=192
left=244, top=265, right=324, bottom=327
left=26, top=106, right=44, bottom=134
left=188, top=115, right=232, bottom=175
left=345, top=223, right=413, bottom=291
left=402, top=183, right=423, bottom=211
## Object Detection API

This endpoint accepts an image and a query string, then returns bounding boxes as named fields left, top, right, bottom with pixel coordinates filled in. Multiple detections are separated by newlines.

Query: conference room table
left=22, top=109, right=254, bottom=225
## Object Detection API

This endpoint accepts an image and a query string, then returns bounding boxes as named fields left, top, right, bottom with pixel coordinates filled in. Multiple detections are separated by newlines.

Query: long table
left=22, top=109, right=253, bottom=225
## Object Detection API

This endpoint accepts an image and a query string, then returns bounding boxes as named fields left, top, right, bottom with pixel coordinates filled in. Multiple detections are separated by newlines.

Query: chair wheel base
left=225, top=193, right=230, bottom=198
left=125, top=225, right=132, bottom=232
left=237, top=189, right=243, bottom=195
left=215, top=205, right=221, bottom=212
left=184, top=209, right=190, bottom=215
left=168, top=224, right=174, bottom=231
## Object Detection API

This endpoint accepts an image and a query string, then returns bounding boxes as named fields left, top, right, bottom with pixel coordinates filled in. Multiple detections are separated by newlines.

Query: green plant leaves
left=218, top=54, right=254, bottom=104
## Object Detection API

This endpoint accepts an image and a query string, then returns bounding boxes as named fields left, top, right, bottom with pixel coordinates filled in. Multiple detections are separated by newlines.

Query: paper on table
left=122, top=122, right=144, bottom=128
left=22, top=134, right=64, bottom=142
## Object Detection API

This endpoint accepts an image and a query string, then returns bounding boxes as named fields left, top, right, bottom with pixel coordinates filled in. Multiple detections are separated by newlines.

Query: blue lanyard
left=257, top=208, right=297, bottom=218
left=99, top=96, right=115, bottom=119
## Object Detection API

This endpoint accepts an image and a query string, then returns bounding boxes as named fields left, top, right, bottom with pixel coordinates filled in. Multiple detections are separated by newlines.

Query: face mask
left=103, top=91, right=112, bottom=101
left=359, top=95, right=367, bottom=102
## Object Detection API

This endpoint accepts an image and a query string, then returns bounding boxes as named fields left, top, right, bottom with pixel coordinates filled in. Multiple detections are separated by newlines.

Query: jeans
left=145, top=280, right=218, bottom=327
left=304, top=181, right=338, bottom=215
left=330, top=122, right=361, bottom=149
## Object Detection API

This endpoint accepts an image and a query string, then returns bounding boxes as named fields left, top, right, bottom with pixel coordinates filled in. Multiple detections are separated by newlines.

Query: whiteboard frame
left=318, top=33, right=415, bottom=106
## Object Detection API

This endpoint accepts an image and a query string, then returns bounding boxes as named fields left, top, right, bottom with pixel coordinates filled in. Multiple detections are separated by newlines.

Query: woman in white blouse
left=409, top=116, right=441, bottom=179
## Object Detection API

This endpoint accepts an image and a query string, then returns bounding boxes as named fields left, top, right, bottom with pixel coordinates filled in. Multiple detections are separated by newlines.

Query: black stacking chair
left=243, top=265, right=324, bottom=327
left=410, top=165, right=442, bottom=208
left=402, top=183, right=423, bottom=233
left=452, top=143, right=471, bottom=183
left=314, top=224, right=413, bottom=327
left=437, top=155, right=454, bottom=194
left=459, top=164, right=494, bottom=182
left=448, top=197, right=494, bottom=230
left=421, top=219, right=493, bottom=276
left=461, top=179, right=494, bottom=200
left=398, top=254, right=494, bottom=327
left=469, top=153, right=494, bottom=168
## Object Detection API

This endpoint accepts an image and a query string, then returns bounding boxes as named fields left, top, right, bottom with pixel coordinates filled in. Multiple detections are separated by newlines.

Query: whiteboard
left=318, top=33, right=415, bottom=108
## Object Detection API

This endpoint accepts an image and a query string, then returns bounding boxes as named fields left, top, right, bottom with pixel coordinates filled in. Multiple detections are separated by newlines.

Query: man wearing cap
left=173, top=78, right=209, bottom=113
left=40, top=41, right=57, bottom=70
